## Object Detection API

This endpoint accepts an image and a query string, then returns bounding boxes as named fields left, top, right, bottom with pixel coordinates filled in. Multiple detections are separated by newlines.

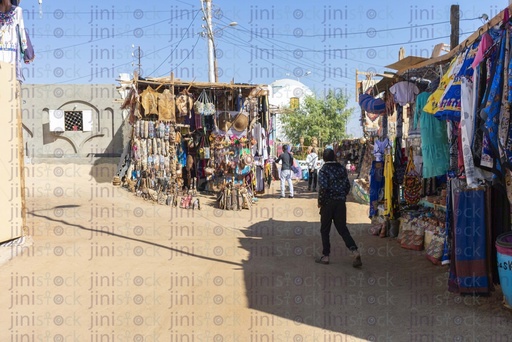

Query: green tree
left=282, top=90, right=354, bottom=147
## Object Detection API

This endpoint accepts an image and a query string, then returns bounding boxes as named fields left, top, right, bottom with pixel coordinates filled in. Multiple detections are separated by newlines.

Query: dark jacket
left=318, top=161, right=351, bottom=206
left=276, top=151, right=293, bottom=171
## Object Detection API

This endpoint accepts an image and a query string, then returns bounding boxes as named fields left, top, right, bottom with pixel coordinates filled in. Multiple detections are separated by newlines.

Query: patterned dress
left=0, top=6, right=28, bottom=81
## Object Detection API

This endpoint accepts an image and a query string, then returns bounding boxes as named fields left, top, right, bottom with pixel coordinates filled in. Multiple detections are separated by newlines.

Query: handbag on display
left=194, top=89, right=216, bottom=115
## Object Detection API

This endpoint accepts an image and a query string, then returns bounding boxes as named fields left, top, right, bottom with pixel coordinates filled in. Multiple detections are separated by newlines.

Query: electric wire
left=254, top=17, right=482, bottom=37
left=146, top=9, right=200, bottom=76
left=158, top=34, right=202, bottom=78
left=36, top=9, right=201, bottom=53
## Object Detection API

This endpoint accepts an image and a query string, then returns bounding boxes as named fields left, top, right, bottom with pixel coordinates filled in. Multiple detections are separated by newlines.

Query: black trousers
left=319, top=200, right=357, bottom=256
left=308, top=169, right=317, bottom=189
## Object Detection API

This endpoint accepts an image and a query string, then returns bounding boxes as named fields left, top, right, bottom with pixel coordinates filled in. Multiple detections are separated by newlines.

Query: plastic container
left=302, top=169, right=308, bottom=180
left=496, top=231, right=512, bottom=309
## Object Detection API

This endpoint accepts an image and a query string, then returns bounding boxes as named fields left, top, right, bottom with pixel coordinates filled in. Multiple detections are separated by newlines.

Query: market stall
left=115, top=73, right=270, bottom=210
left=359, top=6, right=512, bottom=302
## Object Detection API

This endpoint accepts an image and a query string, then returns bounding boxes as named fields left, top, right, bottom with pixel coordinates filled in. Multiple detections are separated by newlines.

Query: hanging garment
left=416, top=92, right=449, bottom=178
left=435, top=42, right=479, bottom=121
left=140, top=86, right=158, bottom=115
left=403, top=148, right=422, bottom=205
left=372, top=137, right=390, bottom=162
left=441, top=177, right=454, bottom=265
left=358, top=93, right=386, bottom=114
left=394, top=104, right=403, bottom=138
left=385, top=90, right=395, bottom=116
left=0, top=5, right=28, bottom=81
left=460, top=77, right=490, bottom=187
left=383, top=153, right=394, bottom=218
left=389, top=81, right=419, bottom=106
left=423, top=57, right=459, bottom=115
left=393, top=137, right=406, bottom=185
left=502, top=31, right=512, bottom=171
left=448, top=186, right=490, bottom=295
left=369, top=161, right=385, bottom=218
left=480, top=31, right=507, bottom=175
left=157, top=89, right=176, bottom=122
left=447, top=120, right=459, bottom=173
left=471, top=32, right=494, bottom=69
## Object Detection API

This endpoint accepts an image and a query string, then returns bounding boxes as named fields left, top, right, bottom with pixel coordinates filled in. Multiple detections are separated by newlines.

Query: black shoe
left=288, top=195, right=294, bottom=198
left=279, top=195, right=285, bottom=198
left=352, top=251, right=362, bottom=268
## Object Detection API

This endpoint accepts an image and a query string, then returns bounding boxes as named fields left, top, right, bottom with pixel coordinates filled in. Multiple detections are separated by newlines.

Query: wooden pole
left=16, top=82, right=27, bottom=235
left=450, top=5, right=460, bottom=50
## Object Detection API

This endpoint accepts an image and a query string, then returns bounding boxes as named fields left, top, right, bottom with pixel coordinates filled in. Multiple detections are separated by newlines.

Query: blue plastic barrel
left=496, top=231, right=512, bottom=309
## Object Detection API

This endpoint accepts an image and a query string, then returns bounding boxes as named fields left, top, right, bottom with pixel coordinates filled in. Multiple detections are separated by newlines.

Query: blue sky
left=20, top=0, right=506, bottom=136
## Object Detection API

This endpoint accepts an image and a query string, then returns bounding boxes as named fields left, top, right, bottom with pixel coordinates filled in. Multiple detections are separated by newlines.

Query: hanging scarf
left=480, top=30, right=507, bottom=176
left=503, top=29, right=512, bottom=171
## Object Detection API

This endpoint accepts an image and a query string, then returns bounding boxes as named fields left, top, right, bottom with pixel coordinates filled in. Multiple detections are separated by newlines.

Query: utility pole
left=203, top=0, right=216, bottom=82
left=450, top=5, right=460, bottom=50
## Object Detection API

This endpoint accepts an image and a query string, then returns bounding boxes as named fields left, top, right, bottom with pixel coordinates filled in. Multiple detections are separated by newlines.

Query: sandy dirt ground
left=1, top=162, right=512, bottom=341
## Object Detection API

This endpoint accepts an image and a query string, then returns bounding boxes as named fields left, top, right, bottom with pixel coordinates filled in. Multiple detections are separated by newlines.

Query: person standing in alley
left=306, top=147, right=319, bottom=191
left=316, top=148, right=362, bottom=267
left=275, top=144, right=294, bottom=198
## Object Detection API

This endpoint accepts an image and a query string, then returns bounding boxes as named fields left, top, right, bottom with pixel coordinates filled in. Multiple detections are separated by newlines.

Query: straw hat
left=241, top=153, right=254, bottom=166
left=231, top=112, right=249, bottom=132
left=217, top=111, right=232, bottom=132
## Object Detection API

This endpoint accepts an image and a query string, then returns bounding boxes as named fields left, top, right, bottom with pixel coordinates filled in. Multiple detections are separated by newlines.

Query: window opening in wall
left=65, top=111, right=83, bottom=131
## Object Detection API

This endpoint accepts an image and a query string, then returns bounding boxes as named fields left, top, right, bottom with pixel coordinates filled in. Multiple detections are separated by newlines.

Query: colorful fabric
left=423, top=57, right=459, bottom=115
left=383, top=153, right=394, bottom=218
left=448, top=187, right=490, bottom=295
left=369, top=161, right=384, bottom=218
left=481, top=30, right=506, bottom=175
left=503, top=31, right=512, bottom=170
left=358, top=93, right=386, bottom=114
left=471, top=32, right=494, bottom=69
left=416, top=92, right=449, bottom=178
left=372, top=137, right=390, bottom=162
left=435, top=42, right=479, bottom=121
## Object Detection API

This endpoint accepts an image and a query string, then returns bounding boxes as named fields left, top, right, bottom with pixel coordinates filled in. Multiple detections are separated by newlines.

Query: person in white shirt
left=306, top=147, right=319, bottom=191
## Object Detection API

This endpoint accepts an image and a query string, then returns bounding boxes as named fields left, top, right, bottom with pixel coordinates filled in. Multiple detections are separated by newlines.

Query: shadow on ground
left=238, top=218, right=512, bottom=340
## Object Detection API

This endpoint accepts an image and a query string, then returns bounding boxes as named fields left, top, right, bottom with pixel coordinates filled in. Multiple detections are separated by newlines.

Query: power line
left=162, top=34, right=202, bottom=77
left=147, top=9, right=200, bottom=76
left=249, top=18, right=481, bottom=38
left=36, top=9, right=201, bottom=53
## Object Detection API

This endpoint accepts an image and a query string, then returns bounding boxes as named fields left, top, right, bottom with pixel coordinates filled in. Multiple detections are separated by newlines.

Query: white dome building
left=268, top=78, right=313, bottom=144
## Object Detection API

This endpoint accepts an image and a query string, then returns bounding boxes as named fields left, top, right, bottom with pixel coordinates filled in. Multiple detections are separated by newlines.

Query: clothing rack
left=397, top=5, right=512, bottom=75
